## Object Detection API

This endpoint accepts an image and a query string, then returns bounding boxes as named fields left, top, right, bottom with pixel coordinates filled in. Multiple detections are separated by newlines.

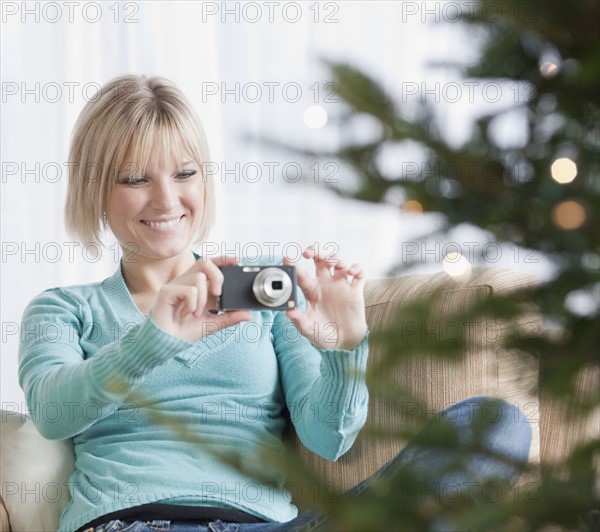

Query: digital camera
left=217, top=265, right=297, bottom=311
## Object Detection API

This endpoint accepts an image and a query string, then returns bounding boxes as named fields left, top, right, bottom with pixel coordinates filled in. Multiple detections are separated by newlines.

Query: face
left=106, top=139, right=204, bottom=264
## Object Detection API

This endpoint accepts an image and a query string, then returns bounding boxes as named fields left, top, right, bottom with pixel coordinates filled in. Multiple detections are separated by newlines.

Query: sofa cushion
left=539, top=363, right=600, bottom=468
left=287, top=268, right=541, bottom=510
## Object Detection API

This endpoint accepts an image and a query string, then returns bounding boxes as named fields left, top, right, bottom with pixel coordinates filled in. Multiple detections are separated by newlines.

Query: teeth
left=143, top=217, right=182, bottom=229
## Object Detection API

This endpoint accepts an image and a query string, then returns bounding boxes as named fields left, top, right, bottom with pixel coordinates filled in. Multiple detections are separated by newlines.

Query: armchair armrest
left=0, top=409, right=75, bottom=532
left=0, top=495, right=11, bottom=532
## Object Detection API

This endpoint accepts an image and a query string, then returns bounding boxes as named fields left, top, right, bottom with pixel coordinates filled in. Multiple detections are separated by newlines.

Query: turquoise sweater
left=18, top=256, right=369, bottom=531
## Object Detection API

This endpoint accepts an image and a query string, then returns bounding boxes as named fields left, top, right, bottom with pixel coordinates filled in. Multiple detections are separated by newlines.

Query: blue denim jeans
left=92, top=396, right=532, bottom=532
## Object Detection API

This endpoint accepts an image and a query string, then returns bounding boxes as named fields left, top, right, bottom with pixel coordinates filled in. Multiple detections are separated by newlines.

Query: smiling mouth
left=140, top=215, right=185, bottom=229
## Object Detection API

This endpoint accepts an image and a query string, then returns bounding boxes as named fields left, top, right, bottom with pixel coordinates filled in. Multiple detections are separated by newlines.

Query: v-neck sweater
left=18, top=255, right=369, bottom=532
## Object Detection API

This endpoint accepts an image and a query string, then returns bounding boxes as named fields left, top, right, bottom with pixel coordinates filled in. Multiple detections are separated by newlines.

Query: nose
left=150, top=180, right=178, bottom=211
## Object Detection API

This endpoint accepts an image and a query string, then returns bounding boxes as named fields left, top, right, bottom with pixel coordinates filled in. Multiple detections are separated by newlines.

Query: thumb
left=285, top=308, right=312, bottom=338
left=213, top=310, right=253, bottom=331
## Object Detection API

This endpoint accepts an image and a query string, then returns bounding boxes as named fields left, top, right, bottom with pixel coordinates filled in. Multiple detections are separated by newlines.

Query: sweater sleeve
left=271, top=287, right=369, bottom=461
left=18, top=287, right=193, bottom=440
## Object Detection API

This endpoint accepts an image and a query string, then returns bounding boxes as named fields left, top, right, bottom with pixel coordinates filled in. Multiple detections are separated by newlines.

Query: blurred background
left=0, top=2, right=582, bottom=405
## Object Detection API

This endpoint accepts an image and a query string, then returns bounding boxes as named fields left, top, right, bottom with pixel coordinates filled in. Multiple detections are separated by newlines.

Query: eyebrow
left=118, top=161, right=196, bottom=171
left=117, top=160, right=198, bottom=177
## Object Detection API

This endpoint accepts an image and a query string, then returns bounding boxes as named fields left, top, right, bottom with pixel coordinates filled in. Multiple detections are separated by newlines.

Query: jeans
left=91, top=396, right=532, bottom=532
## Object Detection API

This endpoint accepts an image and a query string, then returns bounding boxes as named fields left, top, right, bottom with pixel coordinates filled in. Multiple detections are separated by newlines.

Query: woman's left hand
left=283, top=246, right=367, bottom=350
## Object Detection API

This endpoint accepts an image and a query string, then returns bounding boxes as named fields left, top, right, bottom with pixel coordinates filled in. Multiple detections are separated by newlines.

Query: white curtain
left=1, top=1, right=221, bottom=406
left=1, top=1, right=546, bottom=406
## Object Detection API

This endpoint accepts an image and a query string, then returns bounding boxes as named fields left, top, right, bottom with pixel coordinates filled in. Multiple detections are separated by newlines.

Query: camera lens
left=253, top=267, right=293, bottom=307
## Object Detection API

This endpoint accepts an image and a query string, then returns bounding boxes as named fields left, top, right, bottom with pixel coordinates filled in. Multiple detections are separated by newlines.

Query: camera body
left=217, top=264, right=297, bottom=311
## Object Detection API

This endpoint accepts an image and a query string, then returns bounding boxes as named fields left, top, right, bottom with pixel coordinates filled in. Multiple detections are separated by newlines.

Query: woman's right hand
left=150, top=256, right=253, bottom=343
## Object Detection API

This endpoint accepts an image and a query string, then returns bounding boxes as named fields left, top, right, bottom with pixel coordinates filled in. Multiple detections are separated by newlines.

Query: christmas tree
left=262, top=1, right=599, bottom=529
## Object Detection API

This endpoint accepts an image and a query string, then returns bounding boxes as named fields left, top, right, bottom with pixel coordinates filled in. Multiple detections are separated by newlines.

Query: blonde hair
left=64, top=74, right=215, bottom=248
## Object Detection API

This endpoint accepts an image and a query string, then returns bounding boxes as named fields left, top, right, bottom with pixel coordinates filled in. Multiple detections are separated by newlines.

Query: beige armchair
left=2, top=268, right=598, bottom=531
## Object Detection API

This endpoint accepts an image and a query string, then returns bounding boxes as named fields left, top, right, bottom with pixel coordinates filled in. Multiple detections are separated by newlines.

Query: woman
left=19, top=75, right=531, bottom=532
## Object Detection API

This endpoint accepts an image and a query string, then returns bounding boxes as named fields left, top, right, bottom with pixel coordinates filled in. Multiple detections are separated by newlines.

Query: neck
left=120, top=250, right=197, bottom=296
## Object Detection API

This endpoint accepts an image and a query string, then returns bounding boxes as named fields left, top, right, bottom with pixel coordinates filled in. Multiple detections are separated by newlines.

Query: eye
left=118, top=177, right=147, bottom=185
left=177, top=170, right=197, bottom=179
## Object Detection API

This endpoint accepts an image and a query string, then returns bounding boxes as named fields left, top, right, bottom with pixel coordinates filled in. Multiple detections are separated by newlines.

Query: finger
left=332, top=259, right=350, bottom=280
left=347, top=263, right=363, bottom=277
left=193, top=258, right=225, bottom=297
left=165, top=284, right=198, bottom=314
left=153, top=284, right=198, bottom=329
left=193, top=272, right=208, bottom=318
left=347, top=263, right=364, bottom=284
left=351, top=276, right=366, bottom=290
left=310, top=247, right=341, bottom=267
left=303, top=246, right=341, bottom=279
left=176, top=298, right=192, bottom=322
left=211, top=255, right=241, bottom=267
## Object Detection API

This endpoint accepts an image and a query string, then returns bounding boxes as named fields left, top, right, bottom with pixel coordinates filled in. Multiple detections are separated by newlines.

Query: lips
left=140, top=215, right=185, bottom=229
